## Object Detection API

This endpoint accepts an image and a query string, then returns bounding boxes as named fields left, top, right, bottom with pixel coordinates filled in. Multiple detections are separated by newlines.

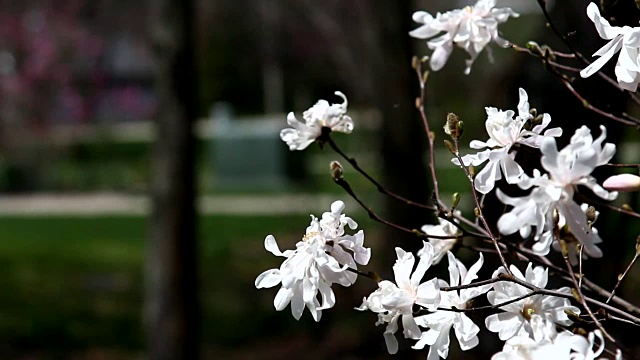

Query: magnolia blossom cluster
left=256, top=211, right=610, bottom=359
left=410, top=0, right=518, bottom=74
left=254, top=1, right=633, bottom=358
left=356, top=245, right=590, bottom=359
left=450, top=85, right=617, bottom=260
left=255, top=201, right=370, bottom=321
left=495, top=125, right=617, bottom=259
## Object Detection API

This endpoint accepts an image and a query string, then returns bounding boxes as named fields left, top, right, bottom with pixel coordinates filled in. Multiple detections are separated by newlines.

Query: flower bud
left=603, top=173, right=640, bottom=192
left=451, top=192, right=460, bottom=209
left=552, top=208, right=560, bottom=226
left=585, top=206, right=597, bottom=223
left=411, top=56, right=419, bottom=70
left=526, top=41, right=541, bottom=52
left=330, top=161, right=343, bottom=181
left=444, top=140, right=456, bottom=155
left=444, top=113, right=462, bottom=138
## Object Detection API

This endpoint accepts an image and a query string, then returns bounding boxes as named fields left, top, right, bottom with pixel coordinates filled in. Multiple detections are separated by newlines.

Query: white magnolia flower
left=357, top=242, right=440, bottom=354
left=280, top=91, right=353, bottom=150
left=453, top=88, right=561, bottom=194
left=492, top=330, right=619, bottom=360
left=413, top=252, right=492, bottom=360
left=420, top=210, right=462, bottom=264
left=497, top=126, right=617, bottom=258
left=567, top=330, right=606, bottom=360
left=580, top=3, right=640, bottom=92
left=485, top=263, right=579, bottom=342
left=410, top=0, right=519, bottom=74
left=255, top=201, right=370, bottom=321
left=491, top=334, right=570, bottom=360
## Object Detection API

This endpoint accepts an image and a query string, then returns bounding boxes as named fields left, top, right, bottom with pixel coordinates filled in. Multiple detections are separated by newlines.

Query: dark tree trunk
left=377, top=1, right=431, bottom=258
left=145, top=0, right=199, bottom=358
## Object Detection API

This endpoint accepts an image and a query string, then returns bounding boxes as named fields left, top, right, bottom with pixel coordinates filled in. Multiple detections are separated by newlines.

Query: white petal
left=264, top=235, right=284, bottom=256
left=255, top=269, right=282, bottom=288
left=430, top=41, right=454, bottom=71
left=580, top=37, right=623, bottom=78
left=402, top=314, right=422, bottom=339
left=274, top=287, right=292, bottom=311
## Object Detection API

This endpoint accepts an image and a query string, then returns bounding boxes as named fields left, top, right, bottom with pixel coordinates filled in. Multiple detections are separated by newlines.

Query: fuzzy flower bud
left=603, top=173, right=640, bottom=192
left=330, top=161, right=344, bottom=181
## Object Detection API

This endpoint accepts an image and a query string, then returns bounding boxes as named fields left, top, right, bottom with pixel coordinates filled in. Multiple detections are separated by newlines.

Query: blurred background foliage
left=0, top=0, right=639, bottom=359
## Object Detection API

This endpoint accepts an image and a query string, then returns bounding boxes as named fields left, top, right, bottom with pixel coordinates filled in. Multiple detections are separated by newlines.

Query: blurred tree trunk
left=376, top=1, right=430, bottom=257
left=145, top=0, right=199, bottom=358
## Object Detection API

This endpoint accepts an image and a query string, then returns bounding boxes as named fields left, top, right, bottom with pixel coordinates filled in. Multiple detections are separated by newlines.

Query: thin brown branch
left=413, top=60, right=441, bottom=202
left=557, top=233, right=617, bottom=344
left=451, top=137, right=511, bottom=274
left=607, top=236, right=640, bottom=304
left=324, top=133, right=436, bottom=211
left=332, top=175, right=459, bottom=240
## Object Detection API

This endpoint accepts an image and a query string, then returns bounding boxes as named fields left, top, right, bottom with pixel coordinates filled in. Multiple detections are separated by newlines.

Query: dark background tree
left=145, top=0, right=199, bottom=358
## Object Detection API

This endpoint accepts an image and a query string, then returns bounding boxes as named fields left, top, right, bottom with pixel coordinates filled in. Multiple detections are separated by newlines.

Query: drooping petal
left=264, top=235, right=285, bottom=256
left=580, top=37, right=624, bottom=78
left=402, top=314, right=422, bottom=340
left=274, top=287, right=293, bottom=311
left=255, top=269, right=282, bottom=288
left=474, top=159, right=501, bottom=194
left=501, top=155, right=524, bottom=184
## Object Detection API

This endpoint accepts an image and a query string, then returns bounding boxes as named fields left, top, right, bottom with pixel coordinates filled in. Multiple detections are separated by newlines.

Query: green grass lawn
left=0, top=214, right=323, bottom=358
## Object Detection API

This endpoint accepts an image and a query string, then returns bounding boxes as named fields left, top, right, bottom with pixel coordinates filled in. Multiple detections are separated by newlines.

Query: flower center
left=521, top=303, right=536, bottom=321
left=303, top=231, right=319, bottom=242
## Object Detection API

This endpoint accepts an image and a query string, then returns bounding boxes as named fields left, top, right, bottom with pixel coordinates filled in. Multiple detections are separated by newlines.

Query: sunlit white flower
left=492, top=330, right=618, bottom=360
left=485, top=263, right=579, bottom=342
left=580, top=3, right=640, bottom=92
left=280, top=91, right=353, bottom=150
left=410, top=0, right=519, bottom=74
left=357, top=242, right=440, bottom=354
left=420, top=211, right=462, bottom=264
left=255, top=201, right=370, bottom=321
left=567, top=330, right=606, bottom=360
left=453, top=88, right=561, bottom=194
left=413, top=252, right=492, bottom=360
left=497, top=126, right=617, bottom=258
left=491, top=334, right=570, bottom=360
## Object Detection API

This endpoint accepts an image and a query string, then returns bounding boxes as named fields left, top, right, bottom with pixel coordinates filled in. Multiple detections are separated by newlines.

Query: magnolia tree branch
left=331, top=172, right=461, bottom=240
left=323, top=131, right=436, bottom=211
left=449, top=134, right=512, bottom=275
left=556, top=234, right=618, bottom=344
left=575, top=193, right=640, bottom=220
left=506, top=40, right=640, bottom=126
left=607, top=236, right=640, bottom=304
left=535, top=0, right=640, bottom=107
left=560, top=79, right=640, bottom=127
left=326, top=133, right=492, bottom=240
left=413, top=58, right=442, bottom=203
